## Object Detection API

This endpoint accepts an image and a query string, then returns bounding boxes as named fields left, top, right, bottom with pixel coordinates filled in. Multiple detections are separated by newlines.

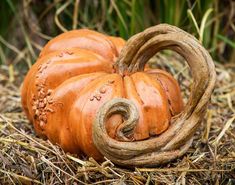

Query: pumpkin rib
left=131, top=72, right=171, bottom=138
left=36, top=57, right=112, bottom=89
left=123, top=75, right=149, bottom=140
left=88, top=32, right=118, bottom=55
left=40, top=29, right=120, bottom=60
left=108, top=36, right=126, bottom=55
left=43, top=73, right=107, bottom=153
left=43, top=72, right=106, bottom=123
left=144, top=73, right=171, bottom=134
left=73, top=74, right=111, bottom=122
left=146, top=69, right=183, bottom=116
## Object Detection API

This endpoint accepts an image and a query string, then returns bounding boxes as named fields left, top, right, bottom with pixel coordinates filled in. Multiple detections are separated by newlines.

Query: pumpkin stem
left=93, top=24, right=216, bottom=166
left=96, top=98, right=139, bottom=141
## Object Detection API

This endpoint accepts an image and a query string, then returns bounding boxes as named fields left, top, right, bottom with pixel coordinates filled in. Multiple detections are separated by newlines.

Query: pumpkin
left=21, top=24, right=216, bottom=166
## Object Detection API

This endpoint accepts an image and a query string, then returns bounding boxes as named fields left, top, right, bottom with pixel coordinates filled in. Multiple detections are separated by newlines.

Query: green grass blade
left=199, top=8, right=213, bottom=43
left=217, top=34, right=235, bottom=48
left=111, top=0, right=128, bottom=37
left=6, top=0, right=16, bottom=12
left=187, top=9, right=200, bottom=37
left=130, top=0, right=136, bottom=35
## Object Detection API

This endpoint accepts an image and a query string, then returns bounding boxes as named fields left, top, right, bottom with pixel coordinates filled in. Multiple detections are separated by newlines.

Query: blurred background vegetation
left=0, top=0, right=234, bottom=77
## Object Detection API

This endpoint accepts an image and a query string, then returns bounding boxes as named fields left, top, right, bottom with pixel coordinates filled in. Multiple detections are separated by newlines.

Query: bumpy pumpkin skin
left=21, top=29, right=183, bottom=160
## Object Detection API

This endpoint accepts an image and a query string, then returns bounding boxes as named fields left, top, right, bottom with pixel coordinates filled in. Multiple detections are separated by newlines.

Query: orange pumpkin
left=21, top=27, right=183, bottom=160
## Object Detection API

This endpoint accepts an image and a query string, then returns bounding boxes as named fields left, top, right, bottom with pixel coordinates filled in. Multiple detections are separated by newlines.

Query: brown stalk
left=92, top=24, right=216, bottom=167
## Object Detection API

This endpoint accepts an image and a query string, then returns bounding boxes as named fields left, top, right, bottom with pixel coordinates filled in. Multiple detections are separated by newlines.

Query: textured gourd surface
left=21, top=29, right=183, bottom=160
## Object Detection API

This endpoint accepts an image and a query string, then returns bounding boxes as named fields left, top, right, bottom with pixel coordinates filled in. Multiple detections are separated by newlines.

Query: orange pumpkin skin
left=21, top=29, right=183, bottom=160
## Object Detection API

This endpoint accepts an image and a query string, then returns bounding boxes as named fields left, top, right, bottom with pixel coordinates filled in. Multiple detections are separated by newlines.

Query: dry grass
left=0, top=52, right=234, bottom=184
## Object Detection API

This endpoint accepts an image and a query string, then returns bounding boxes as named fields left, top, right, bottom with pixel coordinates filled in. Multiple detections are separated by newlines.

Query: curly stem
left=93, top=24, right=216, bottom=166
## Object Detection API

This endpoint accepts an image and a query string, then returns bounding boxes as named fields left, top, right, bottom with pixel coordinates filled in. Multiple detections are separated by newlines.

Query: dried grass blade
left=212, top=114, right=235, bottom=146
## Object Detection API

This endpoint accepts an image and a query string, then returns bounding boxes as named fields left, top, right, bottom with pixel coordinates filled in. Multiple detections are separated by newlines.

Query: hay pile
left=0, top=53, right=234, bottom=184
